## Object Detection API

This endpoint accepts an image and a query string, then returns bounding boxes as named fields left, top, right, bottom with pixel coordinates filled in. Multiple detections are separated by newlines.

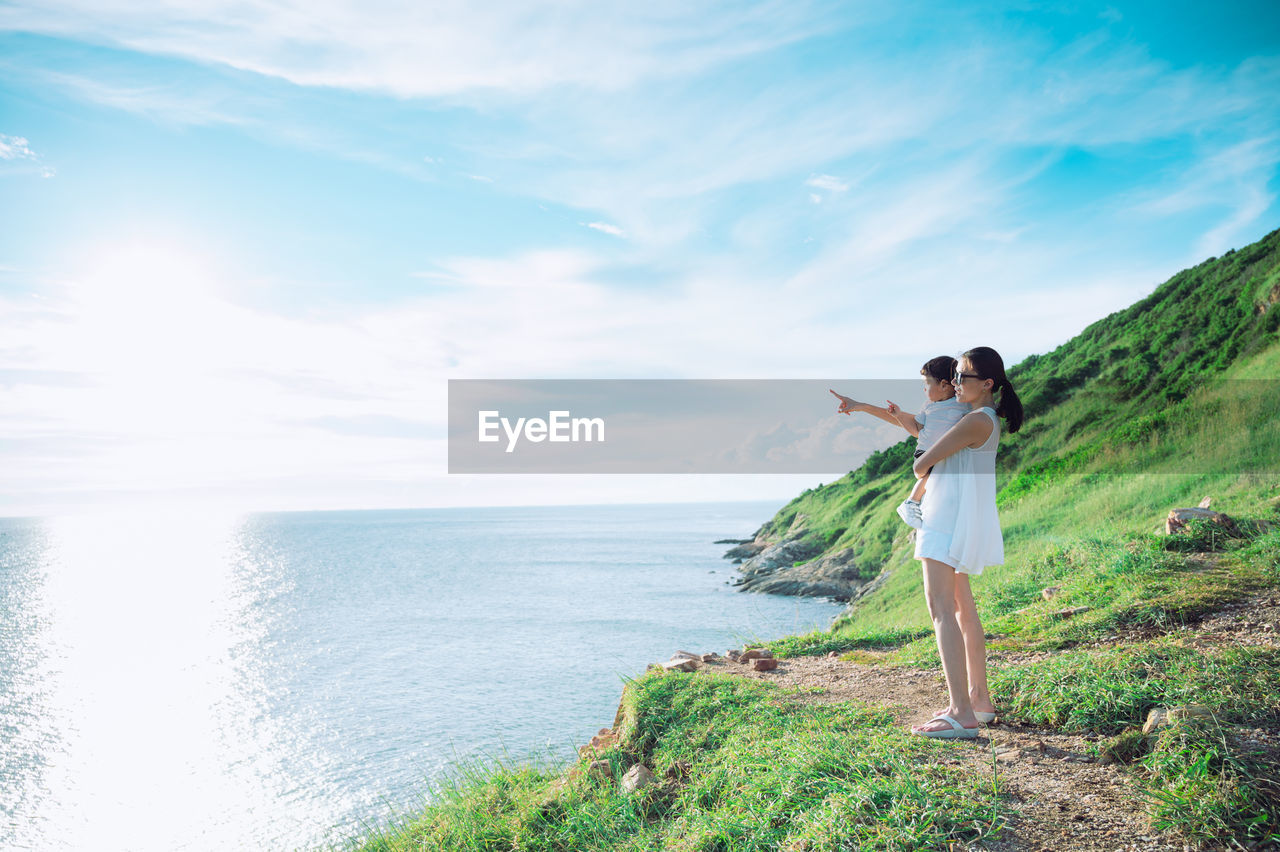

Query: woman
left=908, top=346, right=1024, bottom=738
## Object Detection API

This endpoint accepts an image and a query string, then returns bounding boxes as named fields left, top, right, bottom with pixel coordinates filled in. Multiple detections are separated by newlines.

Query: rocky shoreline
left=721, top=513, right=882, bottom=602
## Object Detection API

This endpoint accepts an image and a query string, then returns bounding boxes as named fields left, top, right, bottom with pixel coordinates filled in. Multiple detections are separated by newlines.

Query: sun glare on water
left=17, top=509, right=317, bottom=850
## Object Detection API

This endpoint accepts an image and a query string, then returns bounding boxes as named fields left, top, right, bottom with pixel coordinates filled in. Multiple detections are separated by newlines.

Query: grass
left=352, top=673, right=1002, bottom=852
left=989, top=642, right=1280, bottom=735
left=1140, top=715, right=1280, bottom=844
left=768, top=522, right=1275, bottom=669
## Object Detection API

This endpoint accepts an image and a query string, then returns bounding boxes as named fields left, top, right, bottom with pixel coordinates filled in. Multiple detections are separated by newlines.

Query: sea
left=0, top=502, right=845, bottom=851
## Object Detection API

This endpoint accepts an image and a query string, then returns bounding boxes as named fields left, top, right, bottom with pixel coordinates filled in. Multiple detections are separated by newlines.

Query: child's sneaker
left=896, top=499, right=923, bottom=529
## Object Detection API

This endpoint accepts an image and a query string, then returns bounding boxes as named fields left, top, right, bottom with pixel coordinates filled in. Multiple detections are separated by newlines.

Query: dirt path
left=706, top=654, right=1184, bottom=852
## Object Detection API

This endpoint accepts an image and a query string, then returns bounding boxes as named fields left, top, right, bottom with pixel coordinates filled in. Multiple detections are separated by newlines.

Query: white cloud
left=805, top=174, right=848, bottom=193
left=584, top=222, right=625, bottom=237
left=0, top=133, right=38, bottom=160
left=0, top=132, right=56, bottom=178
left=0, top=0, right=830, bottom=96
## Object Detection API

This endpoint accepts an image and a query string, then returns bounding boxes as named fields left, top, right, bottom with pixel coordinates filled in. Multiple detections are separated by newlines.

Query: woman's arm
left=911, top=412, right=993, bottom=477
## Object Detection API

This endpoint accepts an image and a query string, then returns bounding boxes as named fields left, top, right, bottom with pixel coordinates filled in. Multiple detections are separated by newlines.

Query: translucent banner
left=448, top=379, right=924, bottom=473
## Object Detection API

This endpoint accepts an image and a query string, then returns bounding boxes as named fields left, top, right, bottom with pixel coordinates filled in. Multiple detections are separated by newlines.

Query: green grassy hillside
left=350, top=228, right=1280, bottom=851
left=757, top=226, right=1280, bottom=577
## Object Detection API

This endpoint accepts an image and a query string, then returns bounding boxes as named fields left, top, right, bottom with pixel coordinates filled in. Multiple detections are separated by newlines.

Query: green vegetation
left=349, top=228, right=1280, bottom=849
left=356, top=674, right=1001, bottom=851
left=1141, top=714, right=1280, bottom=842
left=990, top=642, right=1280, bottom=734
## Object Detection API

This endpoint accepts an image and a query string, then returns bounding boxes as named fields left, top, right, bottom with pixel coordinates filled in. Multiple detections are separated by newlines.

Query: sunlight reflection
left=23, top=509, right=275, bottom=850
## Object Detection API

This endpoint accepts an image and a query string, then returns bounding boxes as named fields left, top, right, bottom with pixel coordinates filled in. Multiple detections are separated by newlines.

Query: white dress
left=914, top=406, right=1004, bottom=575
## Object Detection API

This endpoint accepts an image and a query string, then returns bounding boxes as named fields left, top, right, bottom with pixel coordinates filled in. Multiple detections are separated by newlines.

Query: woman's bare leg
left=953, top=573, right=994, bottom=713
left=913, top=558, right=978, bottom=732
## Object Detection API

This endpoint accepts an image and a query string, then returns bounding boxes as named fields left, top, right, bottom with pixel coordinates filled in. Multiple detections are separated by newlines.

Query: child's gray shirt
left=914, top=398, right=970, bottom=452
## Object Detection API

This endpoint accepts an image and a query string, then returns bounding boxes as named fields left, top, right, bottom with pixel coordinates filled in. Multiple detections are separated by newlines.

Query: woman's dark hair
left=961, top=346, right=1024, bottom=434
left=920, top=355, right=958, bottom=385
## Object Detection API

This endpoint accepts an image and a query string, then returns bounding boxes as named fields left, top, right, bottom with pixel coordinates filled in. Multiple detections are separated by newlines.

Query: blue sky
left=1, top=1, right=1278, bottom=516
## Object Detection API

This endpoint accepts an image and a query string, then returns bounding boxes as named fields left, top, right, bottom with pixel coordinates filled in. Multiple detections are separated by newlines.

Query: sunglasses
left=953, top=372, right=983, bottom=384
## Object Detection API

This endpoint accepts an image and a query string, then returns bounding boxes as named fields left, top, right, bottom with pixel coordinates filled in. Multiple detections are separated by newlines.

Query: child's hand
left=829, top=389, right=859, bottom=414
left=886, top=400, right=900, bottom=416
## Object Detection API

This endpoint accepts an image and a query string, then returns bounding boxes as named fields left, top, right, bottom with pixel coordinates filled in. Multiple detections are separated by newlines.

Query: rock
left=1054, top=606, right=1091, bottom=618
left=826, top=651, right=839, bottom=659
left=671, top=650, right=701, bottom=662
left=845, top=566, right=891, bottom=606
left=621, top=763, right=655, bottom=793
left=735, top=540, right=866, bottom=599
left=1142, top=708, right=1169, bottom=735
left=589, top=730, right=618, bottom=751
left=714, top=538, right=753, bottom=545
left=751, top=657, right=778, bottom=671
left=723, top=540, right=767, bottom=562
left=1165, top=507, right=1239, bottom=536
left=727, top=649, right=742, bottom=661
left=739, top=648, right=773, bottom=662
left=1041, top=586, right=1062, bottom=600
left=992, top=738, right=1042, bottom=764
left=661, top=658, right=698, bottom=672
left=588, top=759, right=611, bottom=780
left=1169, top=705, right=1215, bottom=724
left=700, top=653, right=717, bottom=662
left=1142, top=705, right=1215, bottom=735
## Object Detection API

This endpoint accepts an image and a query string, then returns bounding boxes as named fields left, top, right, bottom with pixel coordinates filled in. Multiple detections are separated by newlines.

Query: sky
left=1, top=1, right=1279, bottom=517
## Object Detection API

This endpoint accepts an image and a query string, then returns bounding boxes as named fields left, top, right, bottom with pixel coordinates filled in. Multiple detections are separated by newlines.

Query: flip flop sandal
left=912, top=714, right=979, bottom=739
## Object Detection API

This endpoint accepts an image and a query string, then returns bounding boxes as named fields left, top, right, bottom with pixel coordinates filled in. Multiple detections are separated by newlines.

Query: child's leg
left=909, top=471, right=929, bottom=503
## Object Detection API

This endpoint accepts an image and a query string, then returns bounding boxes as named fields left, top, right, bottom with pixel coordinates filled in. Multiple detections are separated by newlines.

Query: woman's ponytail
left=962, top=347, right=1024, bottom=434
left=997, top=376, right=1024, bottom=434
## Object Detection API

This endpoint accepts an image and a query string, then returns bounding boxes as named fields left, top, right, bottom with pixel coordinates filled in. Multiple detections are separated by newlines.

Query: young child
left=829, top=356, right=966, bottom=529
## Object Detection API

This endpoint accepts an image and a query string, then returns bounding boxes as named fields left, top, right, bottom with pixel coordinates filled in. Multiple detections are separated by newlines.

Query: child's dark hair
left=920, top=355, right=958, bottom=385
left=961, top=346, right=1024, bottom=434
